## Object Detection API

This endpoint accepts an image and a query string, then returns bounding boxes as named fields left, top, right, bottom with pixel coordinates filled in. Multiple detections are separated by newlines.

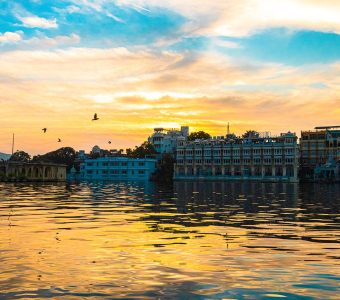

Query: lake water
left=0, top=181, right=339, bottom=299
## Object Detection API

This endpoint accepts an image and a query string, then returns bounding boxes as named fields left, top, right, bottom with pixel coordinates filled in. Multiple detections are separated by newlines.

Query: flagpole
left=12, top=133, right=14, bottom=155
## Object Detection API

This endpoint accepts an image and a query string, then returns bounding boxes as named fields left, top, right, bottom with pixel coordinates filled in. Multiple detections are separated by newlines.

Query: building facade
left=174, top=132, right=299, bottom=182
left=1, top=162, right=66, bottom=181
left=148, top=126, right=189, bottom=155
left=300, top=126, right=340, bottom=178
left=80, top=157, right=157, bottom=181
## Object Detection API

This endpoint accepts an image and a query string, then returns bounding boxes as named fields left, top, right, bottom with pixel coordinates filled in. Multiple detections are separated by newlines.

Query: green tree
left=32, top=147, right=76, bottom=171
left=126, top=142, right=157, bottom=158
left=242, top=130, right=260, bottom=138
left=153, top=153, right=175, bottom=183
left=188, top=131, right=211, bottom=141
left=9, top=151, right=31, bottom=162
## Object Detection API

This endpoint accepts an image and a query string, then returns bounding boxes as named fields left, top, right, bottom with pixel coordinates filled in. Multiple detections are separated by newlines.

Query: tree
left=9, top=151, right=31, bottom=162
left=153, top=153, right=175, bottom=183
left=242, top=130, right=260, bottom=139
left=188, top=131, right=211, bottom=141
left=126, top=142, right=157, bottom=158
left=32, top=147, right=76, bottom=171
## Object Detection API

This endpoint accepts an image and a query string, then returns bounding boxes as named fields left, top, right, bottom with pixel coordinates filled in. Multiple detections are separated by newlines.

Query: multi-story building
left=80, top=157, right=157, bottom=181
left=148, top=126, right=189, bottom=155
left=300, top=126, right=340, bottom=178
left=174, top=132, right=299, bottom=182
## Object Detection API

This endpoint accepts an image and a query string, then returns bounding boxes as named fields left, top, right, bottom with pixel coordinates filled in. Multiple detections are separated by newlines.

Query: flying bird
left=42, top=128, right=47, bottom=133
left=92, top=113, right=99, bottom=121
left=58, top=138, right=61, bottom=143
left=108, top=141, right=111, bottom=144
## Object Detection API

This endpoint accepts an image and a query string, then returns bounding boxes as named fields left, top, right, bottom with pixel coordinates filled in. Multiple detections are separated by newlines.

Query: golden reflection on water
left=0, top=182, right=339, bottom=299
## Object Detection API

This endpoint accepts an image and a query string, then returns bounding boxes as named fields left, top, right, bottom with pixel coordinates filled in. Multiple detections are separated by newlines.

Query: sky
left=0, top=0, right=339, bottom=154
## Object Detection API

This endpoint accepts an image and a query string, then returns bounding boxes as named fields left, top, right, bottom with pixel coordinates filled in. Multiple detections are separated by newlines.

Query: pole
left=12, top=133, right=14, bottom=155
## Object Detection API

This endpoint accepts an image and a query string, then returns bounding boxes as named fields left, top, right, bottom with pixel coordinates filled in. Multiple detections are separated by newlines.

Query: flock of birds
left=41, top=113, right=111, bottom=145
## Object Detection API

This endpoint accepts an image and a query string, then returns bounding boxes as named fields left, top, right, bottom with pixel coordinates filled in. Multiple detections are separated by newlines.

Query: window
left=138, top=162, right=145, bottom=166
left=138, top=170, right=145, bottom=174
left=87, top=162, right=93, bottom=166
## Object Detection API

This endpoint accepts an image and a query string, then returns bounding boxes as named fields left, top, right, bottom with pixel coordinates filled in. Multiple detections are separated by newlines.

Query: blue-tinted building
left=80, top=157, right=157, bottom=181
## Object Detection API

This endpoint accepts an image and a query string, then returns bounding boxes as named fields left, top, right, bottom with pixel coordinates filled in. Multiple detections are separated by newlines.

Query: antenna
left=11, top=133, right=15, bottom=155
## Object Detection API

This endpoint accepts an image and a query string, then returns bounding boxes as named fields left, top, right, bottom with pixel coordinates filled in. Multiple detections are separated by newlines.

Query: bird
left=58, top=138, right=61, bottom=143
left=92, top=113, right=99, bottom=121
left=108, top=141, right=111, bottom=144
left=42, top=128, right=47, bottom=133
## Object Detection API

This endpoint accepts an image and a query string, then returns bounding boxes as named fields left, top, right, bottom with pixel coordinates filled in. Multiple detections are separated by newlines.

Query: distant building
left=314, top=154, right=340, bottom=182
left=148, top=126, right=189, bottom=155
left=1, top=161, right=66, bottom=181
left=300, top=126, right=340, bottom=178
left=174, top=132, right=299, bottom=182
left=80, top=157, right=157, bottom=181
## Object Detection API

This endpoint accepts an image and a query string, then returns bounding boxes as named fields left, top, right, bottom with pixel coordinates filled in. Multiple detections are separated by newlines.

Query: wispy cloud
left=0, top=46, right=339, bottom=153
left=0, top=31, right=23, bottom=43
left=18, top=15, right=58, bottom=29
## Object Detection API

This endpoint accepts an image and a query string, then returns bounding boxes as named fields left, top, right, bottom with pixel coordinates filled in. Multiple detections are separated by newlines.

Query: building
left=174, top=132, right=299, bottom=182
left=1, top=161, right=67, bottom=181
left=314, top=154, right=340, bottom=182
left=80, top=157, right=157, bottom=181
left=148, top=126, right=189, bottom=155
left=300, top=126, right=340, bottom=178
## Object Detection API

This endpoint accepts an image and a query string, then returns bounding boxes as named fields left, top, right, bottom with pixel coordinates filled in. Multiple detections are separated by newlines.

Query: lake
left=0, top=181, right=339, bottom=299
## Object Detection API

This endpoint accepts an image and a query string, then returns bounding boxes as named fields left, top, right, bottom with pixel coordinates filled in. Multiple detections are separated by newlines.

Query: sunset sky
left=0, top=0, right=339, bottom=154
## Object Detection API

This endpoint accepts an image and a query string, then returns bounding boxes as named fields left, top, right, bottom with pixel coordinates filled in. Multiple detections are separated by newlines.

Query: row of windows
left=86, top=170, right=145, bottom=175
left=86, top=161, right=145, bottom=167
left=177, top=148, right=295, bottom=156
left=177, top=158, right=296, bottom=164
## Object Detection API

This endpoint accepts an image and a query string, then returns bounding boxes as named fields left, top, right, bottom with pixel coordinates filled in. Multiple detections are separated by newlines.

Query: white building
left=80, top=157, right=157, bottom=181
left=148, top=126, right=189, bottom=155
left=174, top=132, right=299, bottom=182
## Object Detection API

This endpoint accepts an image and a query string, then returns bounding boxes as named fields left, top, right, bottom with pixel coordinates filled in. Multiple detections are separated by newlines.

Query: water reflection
left=0, top=181, right=339, bottom=299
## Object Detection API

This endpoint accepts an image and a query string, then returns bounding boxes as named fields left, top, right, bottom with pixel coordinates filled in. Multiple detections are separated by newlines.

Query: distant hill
left=0, top=152, right=11, bottom=161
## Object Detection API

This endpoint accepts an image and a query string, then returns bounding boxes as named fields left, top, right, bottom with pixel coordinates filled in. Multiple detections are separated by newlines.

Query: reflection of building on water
left=1, top=161, right=66, bottom=181
left=174, top=181, right=299, bottom=207
left=174, top=132, right=299, bottom=182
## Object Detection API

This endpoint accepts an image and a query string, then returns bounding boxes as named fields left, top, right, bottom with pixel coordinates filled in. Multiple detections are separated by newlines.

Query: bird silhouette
left=42, top=128, right=47, bottom=133
left=58, top=138, right=61, bottom=143
left=92, top=113, right=99, bottom=121
left=108, top=141, right=111, bottom=144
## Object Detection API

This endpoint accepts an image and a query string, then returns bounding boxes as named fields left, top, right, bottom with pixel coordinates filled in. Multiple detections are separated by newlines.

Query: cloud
left=0, top=46, right=339, bottom=154
left=0, top=31, right=23, bottom=43
left=115, top=0, right=340, bottom=37
left=18, top=15, right=58, bottom=29
left=24, top=33, right=81, bottom=48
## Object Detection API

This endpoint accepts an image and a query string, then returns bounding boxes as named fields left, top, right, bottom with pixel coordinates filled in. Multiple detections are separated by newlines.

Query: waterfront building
left=80, top=156, right=157, bottom=181
left=174, top=132, right=299, bottom=182
left=314, top=154, right=340, bottom=182
left=148, top=126, right=189, bottom=155
left=300, top=126, right=340, bottom=178
left=1, top=161, right=66, bottom=181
